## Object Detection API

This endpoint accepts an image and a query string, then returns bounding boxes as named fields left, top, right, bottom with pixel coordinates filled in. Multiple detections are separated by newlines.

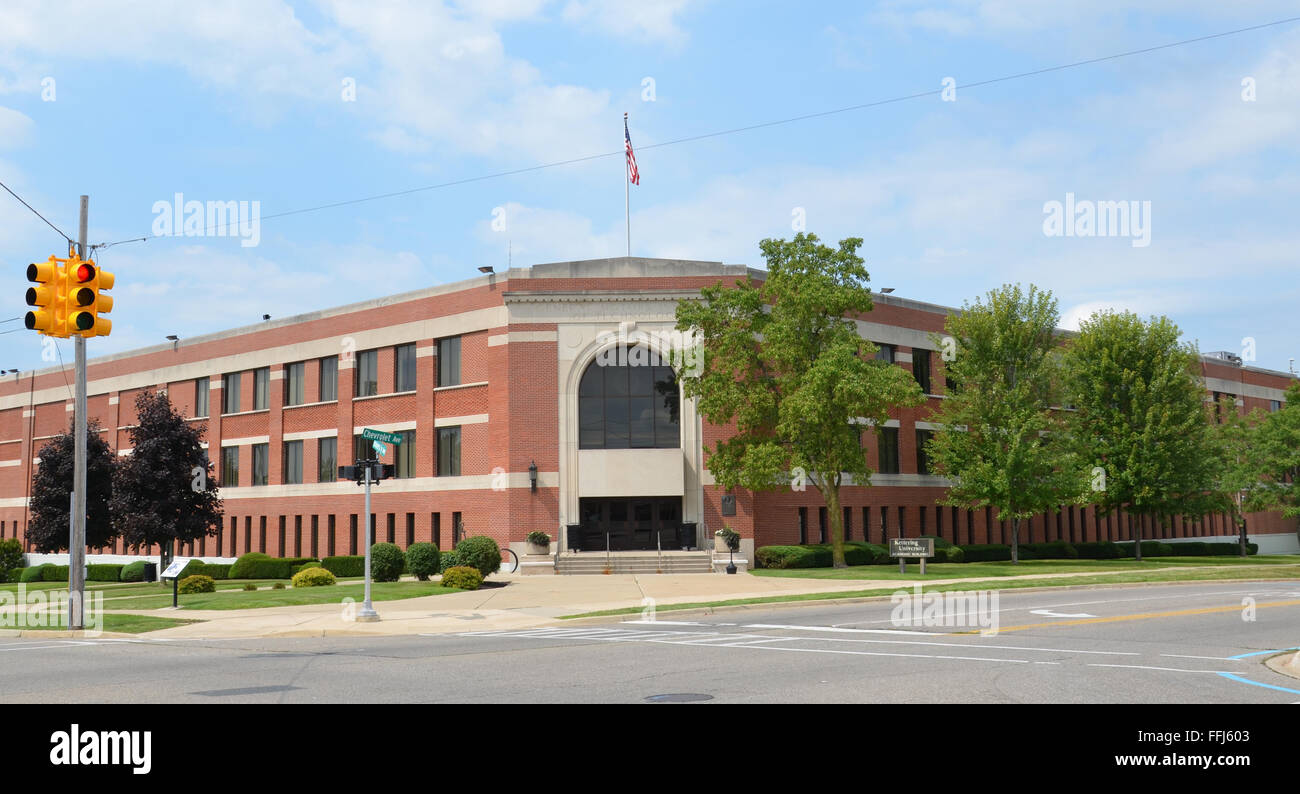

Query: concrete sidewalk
left=93, top=563, right=1292, bottom=639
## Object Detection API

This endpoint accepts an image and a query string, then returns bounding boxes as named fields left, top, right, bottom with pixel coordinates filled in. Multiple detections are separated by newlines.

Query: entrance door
left=578, top=497, right=683, bottom=551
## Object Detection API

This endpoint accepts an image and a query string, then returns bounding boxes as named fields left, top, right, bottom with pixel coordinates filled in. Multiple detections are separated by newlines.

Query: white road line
left=1160, top=654, right=1240, bottom=661
left=746, top=623, right=952, bottom=636
left=622, top=620, right=711, bottom=626
left=770, top=636, right=1140, bottom=655
left=723, top=644, right=1034, bottom=664
left=1087, top=664, right=1236, bottom=674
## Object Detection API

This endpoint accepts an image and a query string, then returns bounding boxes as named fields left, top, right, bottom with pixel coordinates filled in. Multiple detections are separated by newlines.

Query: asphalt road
left=3, top=581, right=1300, bottom=704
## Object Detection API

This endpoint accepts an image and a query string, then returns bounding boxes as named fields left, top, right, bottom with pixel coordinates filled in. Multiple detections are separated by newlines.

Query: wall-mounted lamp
left=478, top=265, right=494, bottom=274
left=165, top=334, right=179, bottom=352
left=528, top=460, right=538, bottom=492
left=879, top=287, right=895, bottom=294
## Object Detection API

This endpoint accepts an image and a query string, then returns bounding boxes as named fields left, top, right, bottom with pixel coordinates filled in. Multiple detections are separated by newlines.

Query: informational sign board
left=889, top=538, right=935, bottom=558
left=160, top=558, right=188, bottom=580
left=361, top=428, right=402, bottom=445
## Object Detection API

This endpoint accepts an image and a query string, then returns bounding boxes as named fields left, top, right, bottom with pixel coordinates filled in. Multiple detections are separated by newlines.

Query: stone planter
left=525, top=541, right=551, bottom=556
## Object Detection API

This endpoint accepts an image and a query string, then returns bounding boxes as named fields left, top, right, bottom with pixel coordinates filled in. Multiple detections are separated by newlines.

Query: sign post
left=889, top=538, right=935, bottom=574
left=341, top=431, right=399, bottom=624
left=160, top=557, right=188, bottom=609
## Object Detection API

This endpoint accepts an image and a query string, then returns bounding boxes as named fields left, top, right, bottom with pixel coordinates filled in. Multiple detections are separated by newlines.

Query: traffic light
left=24, top=255, right=67, bottom=336
left=65, top=255, right=113, bottom=337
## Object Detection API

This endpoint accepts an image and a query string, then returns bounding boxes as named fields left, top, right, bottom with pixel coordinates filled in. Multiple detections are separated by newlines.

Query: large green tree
left=1062, top=311, right=1216, bottom=561
left=112, top=389, right=222, bottom=565
left=28, top=420, right=118, bottom=552
left=1245, top=382, right=1300, bottom=521
left=674, top=233, right=923, bottom=568
left=925, top=284, right=1085, bottom=564
left=1205, top=395, right=1263, bottom=556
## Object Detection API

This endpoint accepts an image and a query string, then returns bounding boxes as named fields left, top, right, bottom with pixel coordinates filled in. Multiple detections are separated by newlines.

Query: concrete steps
left=556, top=552, right=713, bottom=575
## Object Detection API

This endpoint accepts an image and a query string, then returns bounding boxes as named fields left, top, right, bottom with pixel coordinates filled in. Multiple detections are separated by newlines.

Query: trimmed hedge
left=754, top=542, right=887, bottom=569
left=119, top=560, right=148, bottom=582
left=86, top=564, right=124, bottom=582
left=958, top=544, right=1013, bottom=562
left=917, top=535, right=954, bottom=550
left=41, top=565, right=69, bottom=582
left=454, top=536, right=502, bottom=578
left=229, top=553, right=319, bottom=580
left=1170, top=541, right=1210, bottom=556
left=406, top=543, right=440, bottom=581
left=187, top=563, right=232, bottom=580
left=1202, top=541, right=1258, bottom=556
left=6, top=568, right=21, bottom=583
left=1019, top=541, right=1079, bottom=560
left=322, top=555, right=365, bottom=578
left=1073, top=541, right=1124, bottom=559
left=291, top=566, right=337, bottom=588
left=20, top=565, right=48, bottom=583
left=178, top=575, right=215, bottom=594
left=290, top=562, right=322, bottom=576
left=440, top=566, right=484, bottom=590
left=1115, top=541, right=1175, bottom=558
left=933, top=545, right=965, bottom=564
left=370, top=543, right=405, bottom=583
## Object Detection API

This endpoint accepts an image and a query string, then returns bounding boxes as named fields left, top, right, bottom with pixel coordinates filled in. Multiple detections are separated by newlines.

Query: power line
left=90, top=14, right=1300, bottom=246
left=0, top=179, right=74, bottom=243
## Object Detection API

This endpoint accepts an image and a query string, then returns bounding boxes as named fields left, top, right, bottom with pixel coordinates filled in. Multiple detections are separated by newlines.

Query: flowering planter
left=525, top=541, right=551, bottom=556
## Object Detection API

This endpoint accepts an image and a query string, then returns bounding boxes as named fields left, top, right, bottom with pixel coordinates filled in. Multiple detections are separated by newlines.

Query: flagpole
left=624, top=112, right=630, bottom=257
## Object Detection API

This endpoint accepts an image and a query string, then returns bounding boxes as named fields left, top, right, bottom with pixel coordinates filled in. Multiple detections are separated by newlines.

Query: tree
left=1062, top=311, right=1215, bottom=561
left=1205, top=395, right=1263, bottom=556
left=1245, top=382, right=1300, bottom=521
left=925, top=284, right=1085, bottom=564
left=28, top=420, right=118, bottom=553
left=112, top=390, right=222, bottom=565
left=674, top=233, right=924, bottom=568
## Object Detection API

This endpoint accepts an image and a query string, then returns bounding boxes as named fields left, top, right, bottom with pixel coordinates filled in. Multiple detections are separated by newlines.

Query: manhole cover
left=644, top=693, right=713, bottom=703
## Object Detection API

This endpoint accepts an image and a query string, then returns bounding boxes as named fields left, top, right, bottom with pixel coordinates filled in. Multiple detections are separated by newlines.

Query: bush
left=6, top=568, right=21, bottom=583
left=1116, top=541, right=1174, bottom=558
left=1170, top=541, right=1210, bottom=556
left=41, top=564, right=70, bottom=582
left=242, top=583, right=259, bottom=591
left=959, top=544, right=1013, bottom=562
left=454, top=536, right=502, bottom=578
left=1020, top=541, right=1078, bottom=560
left=406, top=543, right=440, bottom=581
left=20, top=565, right=48, bottom=583
left=917, top=535, right=954, bottom=549
left=934, top=546, right=965, bottom=564
left=187, top=563, right=232, bottom=580
left=440, top=565, right=484, bottom=590
left=178, top=575, right=215, bottom=594
left=229, top=553, right=319, bottom=580
left=715, top=527, right=741, bottom=553
left=86, top=564, right=124, bottom=582
left=370, top=543, right=405, bottom=582
left=438, top=550, right=462, bottom=573
left=526, top=531, right=551, bottom=547
left=119, top=560, right=148, bottom=582
left=291, top=566, right=337, bottom=588
left=321, top=555, right=366, bottom=578
left=1073, top=541, right=1123, bottom=559
left=755, top=545, right=828, bottom=569
left=290, top=562, right=322, bottom=576
left=0, top=539, right=22, bottom=578
left=272, top=582, right=285, bottom=590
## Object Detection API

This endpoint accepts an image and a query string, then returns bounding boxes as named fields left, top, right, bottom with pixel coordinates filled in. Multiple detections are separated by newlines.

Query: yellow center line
left=953, top=599, right=1300, bottom=634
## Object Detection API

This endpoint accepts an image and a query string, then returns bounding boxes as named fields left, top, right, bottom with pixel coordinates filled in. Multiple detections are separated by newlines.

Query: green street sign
left=361, top=428, right=403, bottom=445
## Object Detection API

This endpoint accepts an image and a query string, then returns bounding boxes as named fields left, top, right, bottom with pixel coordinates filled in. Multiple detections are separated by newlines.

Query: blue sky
left=1, top=1, right=1298, bottom=374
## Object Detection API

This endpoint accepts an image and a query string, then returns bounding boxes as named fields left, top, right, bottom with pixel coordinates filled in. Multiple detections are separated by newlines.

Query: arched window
left=578, top=353, right=679, bottom=449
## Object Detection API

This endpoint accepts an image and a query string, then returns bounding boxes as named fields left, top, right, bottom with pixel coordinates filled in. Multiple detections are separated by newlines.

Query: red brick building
left=1, top=257, right=1295, bottom=565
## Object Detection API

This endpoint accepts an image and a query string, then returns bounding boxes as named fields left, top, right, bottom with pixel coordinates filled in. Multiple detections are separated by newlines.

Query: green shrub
left=178, top=575, right=215, bottom=594
left=370, top=543, right=405, bottom=582
left=188, top=563, right=232, bottom=580
left=242, top=583, right=258, bottom=591
left=959, top=544, right=1013, bottom=562
left=917, top=535, right=954, bottom=549
left=454, top=536, right=502, bottom=578
left=525, top=531, right=551, bottom=547
left=41, top=565, right=70, bottom=582
left=1020, top=541, right=1078, bottom=560
left=755, top=545, right=826, bottom=569
left=272, top=582, right=285, bottom=590
left=1170, top=541, right=1210, bottom=556
left=1115, top=541, right=1174, bottom=558
left=1073, top=541, right=1123, bottom=559
left=19, top=565, right=48, bottom=583
left=321, top=555, right=366, bottom=578
left=438, top=550, right=462, bottom=573
left=440, top=565, right=484, bottom=590
left=86, top=564, right=124, bottom=582
left=715, top=527, right=741, bottom=552
left=291, top=566, right=337, bottom=588
left=934, top=546, right=965, bottom=563
left=406, top=543, right=440, bottom=581
left=228, top=553, right=318, bottom=579
left=0, top=539, right=22, bottom=578
left=6, top=568, right=21, bottom=583
left=119, top=560, right=148, bottom=582
left=290, top=561, right=322, bottom=576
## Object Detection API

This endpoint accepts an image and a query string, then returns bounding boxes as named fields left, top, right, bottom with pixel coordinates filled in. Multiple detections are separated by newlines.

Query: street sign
left=361, top=428, right=402, bottom=445
left=889, top=538, right=935, bottom=558
left=372, top=440, right=387, bottom=457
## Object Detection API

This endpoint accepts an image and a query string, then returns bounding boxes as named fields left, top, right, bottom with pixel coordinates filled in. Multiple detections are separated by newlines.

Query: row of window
left=188, top=336, right=465, bottom=418
left=872, top=426, right=934, bottom=476
left=217, top=427, right=461, bottom=487
left=873, top=343, right=952, bottom=396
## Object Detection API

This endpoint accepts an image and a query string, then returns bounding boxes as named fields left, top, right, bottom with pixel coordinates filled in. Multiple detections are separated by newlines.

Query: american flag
left=624, top=115, right=640, bottom=186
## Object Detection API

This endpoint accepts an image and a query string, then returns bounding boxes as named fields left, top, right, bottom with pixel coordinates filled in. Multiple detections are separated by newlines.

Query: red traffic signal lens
left=75, top=263, right=94, bottom=282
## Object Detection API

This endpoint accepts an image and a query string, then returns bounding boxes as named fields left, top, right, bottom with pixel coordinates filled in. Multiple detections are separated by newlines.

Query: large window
left=437, top=336, right=461, bottom=387
left=318, top=437, right=337, bottom=482
left=355, top=350, right=378, bottom=397
left=438, top=427, right=461, bottom=476
left=877, top=427, right=900, bottom=474
left=283, top=440, right=303, bottom=485
left=915, top=429, right=934, bottom=475
left=252, top=443, right=269, bottom=486
left=873, top=343, right=895, bottom=364
left=395, top=344, right=417, bottom=392
left=222, top=372, right=241, bottom=414
left=221, top=447, right=239, bottom=487
left=395, top=430, right=416, bottom=478
left=253, top=367, right=270, bottom=410
left=912, top=349, right=932, bottom=395
left=284, top=362, right=305, bottom=406
left=578, top=357, right=680, bottom=449
left=320, top=356, right=338, bottom=402
left=195, top=377, right=209, bottom=418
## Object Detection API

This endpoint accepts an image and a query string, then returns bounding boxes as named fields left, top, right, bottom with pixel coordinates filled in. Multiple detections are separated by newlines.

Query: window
left=798, top=507, right=808, bottom=545
left=437, top=336, right=461, bottom=387
left=195, top=377, right=209, bottom=418
left=355, top=350, right=378, bottom=397
left=284, top=362, right=305, bottom=406
left=438, top=427, right=461, bottom=476
left=1271, top=399, right=1283, bottom=413
left=395, top=430, right=416, bottom=478
left=873, top=343, right=895, bottom=364
left=222, top=372, right=241, bottom=414
left=283, top=440, right=303, bottom=485
left=877, top=427, right=900, bottom=474
left=252, top=443, right=269, bottom=486
left=320, top=356, right=338, bottom=402
left=915, top=429, right=934, bottom=475
left=253, top=367, right=270, bottom=410
left=578, top=357, right=680, bottom=449
left=395, top=344, right=417, bottom=392
left=912, top=349, right=932, bottom=395
left=221, top=447, right=239, bottom=487
left=318, top=437, right=337, bottom=482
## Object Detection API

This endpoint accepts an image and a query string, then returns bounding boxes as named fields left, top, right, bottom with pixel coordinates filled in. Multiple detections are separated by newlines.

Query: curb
left=0, top=629, right=142, bottom=639
left=1264, top=652, right=1300, bottom=682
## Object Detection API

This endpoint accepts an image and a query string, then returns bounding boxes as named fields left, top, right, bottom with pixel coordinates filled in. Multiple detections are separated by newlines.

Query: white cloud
left=0, top=105, right=34, bottom=148
left=561, top=0, right=696, bottom=47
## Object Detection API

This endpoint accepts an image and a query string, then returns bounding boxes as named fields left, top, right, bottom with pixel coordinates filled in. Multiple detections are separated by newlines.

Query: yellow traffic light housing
left=24, top=256, right=67, bottom=336
left=66, top=255, right=113, bottom=337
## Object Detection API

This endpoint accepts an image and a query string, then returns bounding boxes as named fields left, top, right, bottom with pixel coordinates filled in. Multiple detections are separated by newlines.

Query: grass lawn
left=100, top=580, right=460, bottom=610
left=751, top=555, right=1300, bottom=581
left=5, top=613, right=199, bottom=633
left=563, top=561, right=1300, bottom=619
